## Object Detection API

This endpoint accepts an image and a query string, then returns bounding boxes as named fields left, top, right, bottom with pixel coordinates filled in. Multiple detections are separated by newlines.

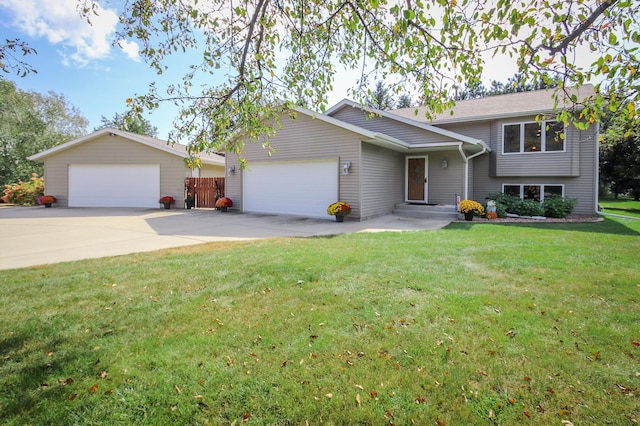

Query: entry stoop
left=392, top=203, right=459, bottom=220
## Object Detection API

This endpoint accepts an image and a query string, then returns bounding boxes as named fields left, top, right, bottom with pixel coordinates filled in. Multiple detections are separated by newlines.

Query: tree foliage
left=0, top=39, right=37, bottom=78
left=84, top=0, right=640, bottom=158
left=95, top=112, right=158, bottom=137
left=0, top=80, right=88, bottom=187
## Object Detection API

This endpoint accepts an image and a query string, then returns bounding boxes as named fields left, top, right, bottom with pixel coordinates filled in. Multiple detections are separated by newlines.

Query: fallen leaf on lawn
left=174, top=385, right=182, bottom=394
left=561, top=421, right=574, bottom=426
left=243, top=412, right=251, bottom=421
left=325, top=393, right=332, bottom=399
left=508, top=398, right=515, bottom=404
left=477, top=370, right=488, bottom=377
left=63, top=378, right=74, bottom=385
left=436, top=420, right=446, bottom=426
left=68, top=393, right=78, bottom=401
left=281, top=360, right=288, bottom=368
left=415, top=396, right=426, bottom=404
left=90, top=384, right=98, bottom=393
left=385, top=409, right=393, bottom=418
left=523, top=411, right=531, bottom=418
left=558, top=408, right=571, bottom=415
left=356, top=393, right=361, bottom=406
left=99, top=370, right=107, bottom=379
left=355, top=384, right=364, bottom=390
left=346, top=359, right=354, bottom=366
left=632, top=341, right=639, bottom=347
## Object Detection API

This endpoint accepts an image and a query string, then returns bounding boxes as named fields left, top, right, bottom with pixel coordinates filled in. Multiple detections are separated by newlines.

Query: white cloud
left=118, top=39, right=141, bottom=62
left=0, top=0, right=139, bottom=66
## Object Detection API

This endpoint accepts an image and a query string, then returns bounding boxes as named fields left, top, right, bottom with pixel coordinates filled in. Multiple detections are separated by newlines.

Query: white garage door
left=69, top=165, right=160, bottom=208
left=243, top=159, right=338, bottom=219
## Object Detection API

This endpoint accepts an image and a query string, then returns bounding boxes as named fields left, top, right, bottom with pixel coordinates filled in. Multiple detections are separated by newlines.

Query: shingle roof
left=391, top=85, right=596, bottom=124
left=29, top=128, right=225, bottom=166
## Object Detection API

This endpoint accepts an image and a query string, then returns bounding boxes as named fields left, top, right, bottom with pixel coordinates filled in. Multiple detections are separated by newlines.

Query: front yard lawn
left=600, top=197, right=640, bottom=218
left=1, top=218, right=639, bottom=425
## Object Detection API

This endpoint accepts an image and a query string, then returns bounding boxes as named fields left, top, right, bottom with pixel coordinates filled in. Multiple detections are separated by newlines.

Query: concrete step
left=392, top=203, right=459, bottom=220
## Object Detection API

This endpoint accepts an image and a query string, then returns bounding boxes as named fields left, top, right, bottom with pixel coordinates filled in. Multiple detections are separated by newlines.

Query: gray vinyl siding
left=491, top=117, right=580, bottom=177
left=226, top=112, right=363, bottom=218
left=360, top=143, right=404, bottom=218
left=42, top=134, right=190, bottom=207
left=332, top=107, right=458, bottom=144
left=470, top=123, right=598, bottom=214
left=427, top=152, right=465, bottom=204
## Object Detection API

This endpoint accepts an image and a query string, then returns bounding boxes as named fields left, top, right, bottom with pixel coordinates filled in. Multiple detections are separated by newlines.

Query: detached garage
left=29, top=128, right=225, bottom=208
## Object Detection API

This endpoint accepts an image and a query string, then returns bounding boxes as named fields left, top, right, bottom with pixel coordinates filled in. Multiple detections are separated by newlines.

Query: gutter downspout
left=458, top=143, right=488, bottom=200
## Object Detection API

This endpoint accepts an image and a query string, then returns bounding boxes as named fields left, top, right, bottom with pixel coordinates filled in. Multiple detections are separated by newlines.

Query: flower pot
left=219, top=207, right=228, bottom=212
left=44, top=203, right=52, bottom=208
left=464, top=211, right=474, bottom=221
left=163, top=203, right=171, bottom=209
left=335, top=215, right=344, bottom=222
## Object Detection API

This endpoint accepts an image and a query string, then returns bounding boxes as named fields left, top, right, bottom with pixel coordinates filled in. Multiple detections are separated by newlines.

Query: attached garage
left=28, top=128, right=226, bottom=208
left=69, top=165, right=160, bottom=208
left=243, top=159, right=339, bottom=219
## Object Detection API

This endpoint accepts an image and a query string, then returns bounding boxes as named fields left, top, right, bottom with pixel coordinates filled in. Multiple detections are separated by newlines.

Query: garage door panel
left=69, top=165, right=160, bottom=208
left=243, top=160, right=338, bottom=219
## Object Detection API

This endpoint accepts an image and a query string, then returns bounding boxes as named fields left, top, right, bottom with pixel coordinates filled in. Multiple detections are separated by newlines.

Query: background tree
left=396, top=93, right=412, bottom=109
left=600, top=114, right=640, bottom=199
left=366, top=81, right=394, bottom=110
left=95, top=112, right=158, bottom=138
left=0, top=80, right=88, bottom=187
left=85, top=0, right=639, bottom=158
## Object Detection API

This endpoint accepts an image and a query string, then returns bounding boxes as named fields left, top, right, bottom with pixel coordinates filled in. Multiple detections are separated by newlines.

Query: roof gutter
left=458, top=142, right=489, bottom=200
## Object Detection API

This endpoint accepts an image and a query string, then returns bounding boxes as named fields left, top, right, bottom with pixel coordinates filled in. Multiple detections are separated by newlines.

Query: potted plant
left=459, top=199, right=485, bottom=221
left=37, top=195, right=57, bottom=208
left=159, top=196, right=176, bottom=209
left=215, top=197, right=233, bottom=212
left=327, top=201, right=352, bottom=222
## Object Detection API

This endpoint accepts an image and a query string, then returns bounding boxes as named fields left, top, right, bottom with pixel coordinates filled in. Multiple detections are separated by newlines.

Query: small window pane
left=504, top=185, right=520, bottom=197
left=544, top=185, right=563, bottom=198
left=545, top=121, right=565, bottom=151
left=523, top=185, right=541, bottom=201
left=523, top=123, right=542, bottom=152
left=504, top=124, right=520, bottom=153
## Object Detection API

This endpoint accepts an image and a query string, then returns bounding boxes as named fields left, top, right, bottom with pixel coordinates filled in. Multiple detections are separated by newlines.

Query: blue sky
left=0, top=0, right=207, bottom=140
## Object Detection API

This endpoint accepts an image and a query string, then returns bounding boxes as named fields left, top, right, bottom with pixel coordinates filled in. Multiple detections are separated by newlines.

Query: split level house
left=225, top=85, right=599, bottom=220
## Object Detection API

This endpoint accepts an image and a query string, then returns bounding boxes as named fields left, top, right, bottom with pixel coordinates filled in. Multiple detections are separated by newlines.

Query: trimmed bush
left=543, top=196, right=577, bottom=218
left=1, top=173, right=45, bottom=205
left=514, top=199, right=545, bottom=216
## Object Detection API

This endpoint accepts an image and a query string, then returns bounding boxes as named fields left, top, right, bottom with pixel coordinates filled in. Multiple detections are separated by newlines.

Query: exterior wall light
left=342, top=161, right=352, bottom=175
left=442, top=159, right=448, bottom=169
left=227, top=165, right=236, bottom=175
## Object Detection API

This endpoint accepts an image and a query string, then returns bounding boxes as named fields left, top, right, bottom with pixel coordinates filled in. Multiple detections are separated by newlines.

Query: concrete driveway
left=0, top=206, right=452, bottom=270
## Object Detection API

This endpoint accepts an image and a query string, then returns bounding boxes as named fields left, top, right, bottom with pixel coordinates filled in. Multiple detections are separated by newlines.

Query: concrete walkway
left=0, top=207, right=452, bottom=270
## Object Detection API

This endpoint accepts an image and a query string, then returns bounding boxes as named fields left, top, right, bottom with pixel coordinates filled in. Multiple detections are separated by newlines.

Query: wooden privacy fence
left=186, top=177, right=225, bottom=208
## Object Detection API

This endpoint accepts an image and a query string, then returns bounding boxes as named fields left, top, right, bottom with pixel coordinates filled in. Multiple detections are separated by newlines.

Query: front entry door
left=406, top=156, right=428, bottom=203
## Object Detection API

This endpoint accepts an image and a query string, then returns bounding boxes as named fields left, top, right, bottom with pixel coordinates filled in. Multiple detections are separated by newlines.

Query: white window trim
left=502, top=184, right=565, bottom=201
left=502, top=121, right=566, bottom=155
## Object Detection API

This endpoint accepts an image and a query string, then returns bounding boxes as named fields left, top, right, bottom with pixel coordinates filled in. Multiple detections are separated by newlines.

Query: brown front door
left=407, top=157, right=427, bottom=202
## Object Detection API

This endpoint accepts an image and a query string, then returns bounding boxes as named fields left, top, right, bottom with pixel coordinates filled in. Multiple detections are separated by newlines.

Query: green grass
left=1, top=218, right=639, bottom=425
left=599, top=197, right=640, bottom=218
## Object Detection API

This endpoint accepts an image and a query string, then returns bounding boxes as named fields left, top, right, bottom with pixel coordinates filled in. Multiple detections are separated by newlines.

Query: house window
left=503, top=184, right=564, bottom=202
left=502, top=121, right=565, bottom=154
